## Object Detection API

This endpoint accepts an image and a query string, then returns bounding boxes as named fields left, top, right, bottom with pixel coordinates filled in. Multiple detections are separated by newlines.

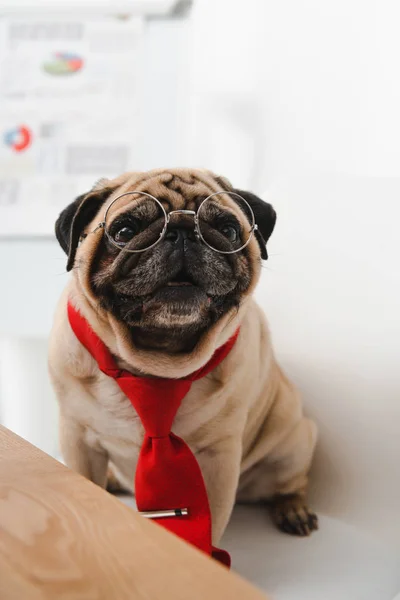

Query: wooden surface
left=0, top=425, right=269, bottom=600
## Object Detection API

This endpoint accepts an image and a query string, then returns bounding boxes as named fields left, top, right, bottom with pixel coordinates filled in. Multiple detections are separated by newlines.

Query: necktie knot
left=117, top=374, right=192, bottom=438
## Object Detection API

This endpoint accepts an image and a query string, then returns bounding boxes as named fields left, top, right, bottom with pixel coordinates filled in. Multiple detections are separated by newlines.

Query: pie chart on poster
left=43, top=52, right=84, bottom=75
left=3, top=125, right=32, bottom=152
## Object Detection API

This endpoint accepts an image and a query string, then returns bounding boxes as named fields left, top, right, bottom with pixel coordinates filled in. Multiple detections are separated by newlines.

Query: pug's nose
left=165, top=227, right=196, bottom=244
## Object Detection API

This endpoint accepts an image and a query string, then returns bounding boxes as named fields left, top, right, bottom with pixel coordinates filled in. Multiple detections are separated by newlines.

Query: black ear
left=55, top=186, right=113, bottom=272
left=232, top=189, right=276, bottom=260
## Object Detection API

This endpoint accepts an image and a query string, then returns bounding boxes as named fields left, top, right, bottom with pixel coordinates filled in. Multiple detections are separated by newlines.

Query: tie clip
left=139, top=508, right=189, bottom=519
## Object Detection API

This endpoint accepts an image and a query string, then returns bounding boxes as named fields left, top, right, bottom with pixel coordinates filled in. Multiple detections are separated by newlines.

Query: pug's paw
left=270, top=493, right=318, bottom=537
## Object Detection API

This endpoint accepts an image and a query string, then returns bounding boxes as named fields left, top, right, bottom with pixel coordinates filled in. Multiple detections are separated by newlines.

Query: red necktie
left=68, top=302, right=238, bottom=567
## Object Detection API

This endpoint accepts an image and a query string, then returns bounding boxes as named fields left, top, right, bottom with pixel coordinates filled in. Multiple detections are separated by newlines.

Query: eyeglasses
left=93, top=190, right=258, bottom=255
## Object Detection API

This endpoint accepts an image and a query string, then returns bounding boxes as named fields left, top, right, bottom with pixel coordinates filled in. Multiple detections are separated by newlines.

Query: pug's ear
left=232, top=189, right=276, bottom=260
left=55, top=181, right=114, bottom=272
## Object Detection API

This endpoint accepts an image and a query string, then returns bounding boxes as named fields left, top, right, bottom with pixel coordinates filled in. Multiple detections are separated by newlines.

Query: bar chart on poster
left=0, top=1, right=182, bottom=236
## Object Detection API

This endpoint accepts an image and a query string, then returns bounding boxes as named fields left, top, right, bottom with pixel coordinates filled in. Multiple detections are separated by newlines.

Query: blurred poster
left=0, top=15, right=143, bottom=235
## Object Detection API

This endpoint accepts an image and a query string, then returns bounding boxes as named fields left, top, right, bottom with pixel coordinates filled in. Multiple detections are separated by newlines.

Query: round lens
left=104, top=192, right=167, bottom=253
left=197, top=192, right=255, bottom=254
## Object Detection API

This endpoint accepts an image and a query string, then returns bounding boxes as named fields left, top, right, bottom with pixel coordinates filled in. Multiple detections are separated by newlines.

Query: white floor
left=117, top=496, right=400, bottom=599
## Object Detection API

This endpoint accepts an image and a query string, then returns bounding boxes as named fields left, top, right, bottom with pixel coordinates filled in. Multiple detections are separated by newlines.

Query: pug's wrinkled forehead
left=102, top=168, right=234, bottom=214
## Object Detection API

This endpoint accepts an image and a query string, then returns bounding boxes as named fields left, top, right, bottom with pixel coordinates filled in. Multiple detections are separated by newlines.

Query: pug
left=49, top=168, right=318, bottom=543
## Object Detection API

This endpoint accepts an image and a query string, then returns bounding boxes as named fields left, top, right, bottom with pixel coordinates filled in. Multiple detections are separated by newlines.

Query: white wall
left=188, top=0, right=400, bottom=187
left=0, top=337, right=59, bottom=455
left=0, top=240, right=65, bottom=455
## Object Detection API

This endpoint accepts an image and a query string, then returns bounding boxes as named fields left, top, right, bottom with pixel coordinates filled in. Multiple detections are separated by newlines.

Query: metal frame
left=94, top=190, right=258, bottom=255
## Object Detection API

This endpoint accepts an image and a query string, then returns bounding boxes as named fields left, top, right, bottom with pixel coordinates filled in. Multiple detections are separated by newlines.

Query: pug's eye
left=219, top=224, right=239, bottom=243
left=113, top=223, right=139, bottom=245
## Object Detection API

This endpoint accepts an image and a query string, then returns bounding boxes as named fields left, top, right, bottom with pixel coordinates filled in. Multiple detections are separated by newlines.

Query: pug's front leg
left=196, top=440, right=242, bottom=544
left=59, top=414, right=109, bottom=488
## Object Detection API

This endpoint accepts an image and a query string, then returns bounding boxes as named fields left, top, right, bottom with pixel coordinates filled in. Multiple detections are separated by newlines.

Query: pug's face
left=56, top=169, right=276, bottom=354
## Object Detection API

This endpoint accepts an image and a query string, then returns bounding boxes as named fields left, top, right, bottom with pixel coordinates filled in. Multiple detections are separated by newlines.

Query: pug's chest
left=82, top=372, right=223, bottom=461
